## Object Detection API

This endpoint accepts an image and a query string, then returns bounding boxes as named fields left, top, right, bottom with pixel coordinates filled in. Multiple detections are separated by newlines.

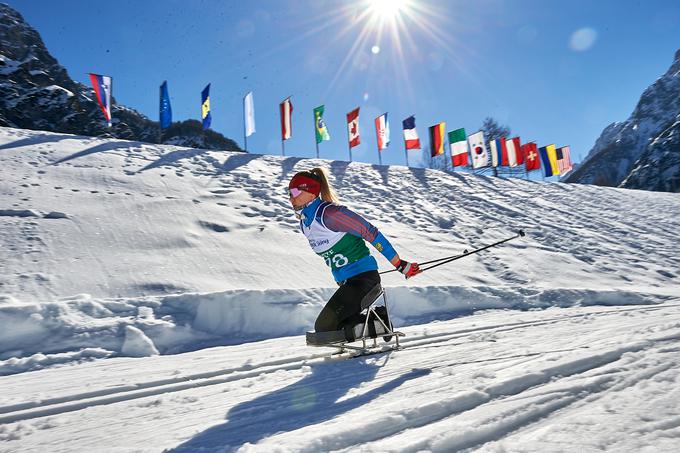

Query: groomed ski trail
left=1, top=301, right=680, bottom=452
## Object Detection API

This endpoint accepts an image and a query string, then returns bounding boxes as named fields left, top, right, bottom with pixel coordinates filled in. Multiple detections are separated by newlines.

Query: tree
left=481, top=117, right=512, bottom=176
left=481, top=117, right=511, bottom=143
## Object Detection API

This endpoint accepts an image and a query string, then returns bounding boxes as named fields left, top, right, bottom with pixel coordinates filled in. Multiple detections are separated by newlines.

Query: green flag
left=314, top=105, right=330, bottom=144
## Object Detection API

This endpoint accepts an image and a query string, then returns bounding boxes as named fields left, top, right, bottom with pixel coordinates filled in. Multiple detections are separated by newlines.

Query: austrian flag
left=347, top=107, right=360, bottom=148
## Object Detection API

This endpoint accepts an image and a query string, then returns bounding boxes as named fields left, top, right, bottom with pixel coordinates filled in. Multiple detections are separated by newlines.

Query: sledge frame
left=309, top=286, right=405, bottom=356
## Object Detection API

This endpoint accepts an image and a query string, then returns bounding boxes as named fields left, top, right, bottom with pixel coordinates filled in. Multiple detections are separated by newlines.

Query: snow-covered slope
left=566, top=49, right=680, bottom=192
left=1, top=126, right=679, bottom=452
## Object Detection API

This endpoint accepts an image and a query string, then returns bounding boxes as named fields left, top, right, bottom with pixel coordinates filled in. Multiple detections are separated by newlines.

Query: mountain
left=565, top=50, right=680, bottom=192
left=0, top=126, right=679, bottom=451
left=0, top=3, right=242, bottom=151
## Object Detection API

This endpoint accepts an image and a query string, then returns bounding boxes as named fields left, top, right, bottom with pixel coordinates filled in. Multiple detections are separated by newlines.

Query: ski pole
left=420, top=230, right=525, bottom=272
left=380, top=230, right=525, bottom=275
left=379, top=250, right=470, bottom=275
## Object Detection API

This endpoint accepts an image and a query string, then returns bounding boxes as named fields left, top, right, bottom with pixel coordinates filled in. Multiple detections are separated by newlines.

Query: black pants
left=314, top=270, right=381, bottom=332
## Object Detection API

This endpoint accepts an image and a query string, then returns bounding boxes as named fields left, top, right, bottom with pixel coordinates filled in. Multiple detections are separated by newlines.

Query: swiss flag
left=523, top=143, right=540, bottom=171
left=347, top=107, right=360, bottom=148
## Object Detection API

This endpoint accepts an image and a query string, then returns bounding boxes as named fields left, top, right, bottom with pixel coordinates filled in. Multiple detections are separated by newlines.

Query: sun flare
left=367, top=0, right=408, bottom=20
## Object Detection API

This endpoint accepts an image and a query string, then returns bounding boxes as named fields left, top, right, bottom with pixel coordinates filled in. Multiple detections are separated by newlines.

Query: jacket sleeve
left=321, top=204, right=398, bottom=262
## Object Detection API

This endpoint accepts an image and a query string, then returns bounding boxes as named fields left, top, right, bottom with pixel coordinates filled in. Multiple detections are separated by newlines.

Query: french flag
left=402, top=115, right=421, bottom=150
left=89, top=73, right=112, bottom=127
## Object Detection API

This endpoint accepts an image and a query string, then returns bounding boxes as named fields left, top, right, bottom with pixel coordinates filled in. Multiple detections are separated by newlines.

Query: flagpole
left=404, top=143, right=409, bottom=167
left=281, top=140, right=285, bottom=157
left=346, top=122, right=352, bottom=162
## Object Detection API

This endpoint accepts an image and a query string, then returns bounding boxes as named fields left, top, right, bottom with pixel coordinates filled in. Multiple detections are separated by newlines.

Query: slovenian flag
left=402, top=116, right=421, bottom=150
left=448, top=128, right=468, bottom=167
left=375, top=113, right=390, bottom=151
left=89, top=73, right=112, bottom=127
left=429, top=122, right=446, bottom=157
left=347, top=107, right=360, bottom=148
left=280, top=97, right=293, bottom=141
left=468, top=131, right=489, bottom=169
left=201, top=84, right=211, bottom=131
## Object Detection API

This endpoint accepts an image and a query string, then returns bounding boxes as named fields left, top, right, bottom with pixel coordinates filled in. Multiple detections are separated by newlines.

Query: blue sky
left=9, top=0, right=680, bottom=175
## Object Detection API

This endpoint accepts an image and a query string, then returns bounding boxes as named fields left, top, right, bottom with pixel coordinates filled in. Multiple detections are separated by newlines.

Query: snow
left=0, top=126, right=679, bottom=452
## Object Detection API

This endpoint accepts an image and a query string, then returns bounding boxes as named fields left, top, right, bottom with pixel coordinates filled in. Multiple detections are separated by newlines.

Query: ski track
left=1, top=302, right=680, bottom=452
left=1, top=302, right=677, bottom=425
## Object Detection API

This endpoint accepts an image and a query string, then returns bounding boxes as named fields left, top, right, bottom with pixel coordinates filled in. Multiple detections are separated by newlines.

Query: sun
left=367, top=0, right=409, bottom=20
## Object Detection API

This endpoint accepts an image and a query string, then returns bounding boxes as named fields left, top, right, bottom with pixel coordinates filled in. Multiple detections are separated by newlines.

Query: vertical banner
left=429, top=122, right=446, bottom=157
left=468, top=131, right=489, bottom=169
left=375, top=113, right=390, bottom=151
left=280, top=97, right=293, bottom=141
left=89, top=73, right=112, bottom=127
left=557, top=146, right=573, bottom=174
left=201, top=83, right=211, bottom=131
left=511, top=137, right=523, bottom=165
left=449, top=128, right=468, bottom=167
left=244, top=91, right=255, bottom=137
left=523, top=143, right=540, bottom=172
left=346, top=107, right=360, bottom=148
left=159, top=80, right=172, bottom=130
left=539, top=144, right=560, bottom=177
left=490, top=138, right=508, bottom=168
left=402, top=116, right=421, bottom=149
left=314, top=105, right=330, bottom=143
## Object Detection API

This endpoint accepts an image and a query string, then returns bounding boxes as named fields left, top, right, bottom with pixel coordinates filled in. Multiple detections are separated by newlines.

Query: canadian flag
left=347, top=107, right=360, bottom=148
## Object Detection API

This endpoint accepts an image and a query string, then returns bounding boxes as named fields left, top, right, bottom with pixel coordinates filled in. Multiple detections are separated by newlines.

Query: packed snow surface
left=0, top=127, right=679, bottom=452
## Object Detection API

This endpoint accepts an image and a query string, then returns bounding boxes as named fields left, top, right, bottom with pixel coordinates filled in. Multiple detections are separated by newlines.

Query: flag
left=347, top=107, right=360, bottom=148
left=402, top=116, right=421, bottom=150
left=159, top=80, right=172, bottom=130
left=557, top=146, right=573, bottom=174
left=511, top=137, right=523, bottom=165
left=314, top=105, right=330, bottom=143
left=539, top=144, right=560, bottom=177
left=429, top=122, right=446, bottom=157
left=489, top=137, right=508, bottom=167
left=523, top=143, right=540, bottom=171
left=280, top=97, right=293, bottom=140
left=468, top=131, right=489, bottom=168
left=244, top=91, right=255, bottom=137
left=201, top=83, right=211, bottom=130
left=375, top=113, right=390, bottom=150
left=89, top=73, right=112, bottom=127
left=505, top=136, right=521, bottom=167
left=448, top=128, right=468, bottom=167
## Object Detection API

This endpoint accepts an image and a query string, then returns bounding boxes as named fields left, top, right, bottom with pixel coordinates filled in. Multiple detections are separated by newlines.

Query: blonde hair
left=310, top=167, right=339, bottom=203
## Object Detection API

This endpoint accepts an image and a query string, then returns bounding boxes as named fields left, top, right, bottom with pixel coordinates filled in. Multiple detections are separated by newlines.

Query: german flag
left=429, top=122, right=446, bottom=157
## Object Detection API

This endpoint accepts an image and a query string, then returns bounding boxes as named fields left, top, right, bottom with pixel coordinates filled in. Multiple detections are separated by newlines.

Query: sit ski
left=306, top=283, right=405, bottom=356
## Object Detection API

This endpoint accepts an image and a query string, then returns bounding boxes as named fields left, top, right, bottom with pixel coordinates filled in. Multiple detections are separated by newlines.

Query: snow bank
left=0, top=286, right=669, bottom=375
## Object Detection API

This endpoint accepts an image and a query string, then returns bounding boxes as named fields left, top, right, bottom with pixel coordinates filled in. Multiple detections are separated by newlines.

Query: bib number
left=324, top=253, right=349, bottom=269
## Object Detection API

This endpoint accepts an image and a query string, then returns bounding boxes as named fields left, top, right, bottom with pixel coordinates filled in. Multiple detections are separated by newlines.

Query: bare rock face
left=0, top=3, right=242, bottom=151
left=565, top=50, right=680, bottom=193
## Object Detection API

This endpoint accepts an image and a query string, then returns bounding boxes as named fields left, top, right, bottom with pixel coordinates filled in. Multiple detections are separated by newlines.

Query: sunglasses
left=288, top=187, right=304, bottom=198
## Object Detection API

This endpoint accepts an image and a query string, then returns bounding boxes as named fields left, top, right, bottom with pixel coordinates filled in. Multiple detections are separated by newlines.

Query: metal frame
left=324, top=287, right=405, bottom=355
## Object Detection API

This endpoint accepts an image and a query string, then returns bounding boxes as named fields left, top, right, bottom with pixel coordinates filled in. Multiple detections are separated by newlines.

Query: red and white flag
left=402, top=116, right=421, bottom=150
left=279, top=97, right=293, bottom=140
left=511, top=137, right=523, bottom=165
left=347, top=107, right=360, bottom=148
left=375, top=113, right=390, bottom=150
left=523, top=143, right=540, bottom=171
left=506, top=136, right=520, bottom=167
